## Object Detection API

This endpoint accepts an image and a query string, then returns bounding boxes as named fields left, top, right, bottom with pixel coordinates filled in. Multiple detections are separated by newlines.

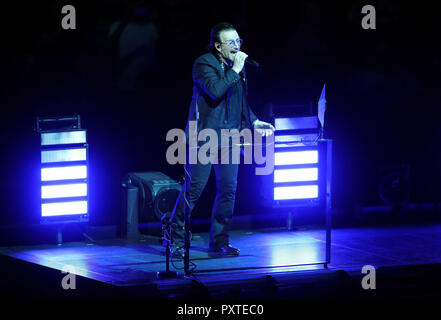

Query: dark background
left=0, top=0, right=439, bottom=228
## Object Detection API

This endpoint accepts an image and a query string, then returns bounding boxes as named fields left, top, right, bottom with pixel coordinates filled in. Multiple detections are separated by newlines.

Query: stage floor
left=1, top=223, right=441, bottom=300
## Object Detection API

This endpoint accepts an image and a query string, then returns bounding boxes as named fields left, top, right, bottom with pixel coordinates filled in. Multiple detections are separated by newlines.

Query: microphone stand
left=166, top=96, right=199, bottom=278
left=183, top=95, right=200, bottom=278
left=183, top=161, right=191, bottom=278
left=157, top=213, right=178, bottom=279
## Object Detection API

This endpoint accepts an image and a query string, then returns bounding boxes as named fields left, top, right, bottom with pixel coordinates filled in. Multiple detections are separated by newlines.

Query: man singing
left=170, top=22, right=274, bottom=257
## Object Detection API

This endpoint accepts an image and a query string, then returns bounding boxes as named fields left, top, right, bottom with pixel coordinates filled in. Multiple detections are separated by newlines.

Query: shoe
left=208, top=244, right=240, bottom=257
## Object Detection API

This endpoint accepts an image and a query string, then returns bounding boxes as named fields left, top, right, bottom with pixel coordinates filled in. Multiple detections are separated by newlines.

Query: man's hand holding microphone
left=231, top=51, right=248, bottom=74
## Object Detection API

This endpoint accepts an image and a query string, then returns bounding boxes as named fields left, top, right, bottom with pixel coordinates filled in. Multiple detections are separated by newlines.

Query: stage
left=1, top=222, right=441, bottom=301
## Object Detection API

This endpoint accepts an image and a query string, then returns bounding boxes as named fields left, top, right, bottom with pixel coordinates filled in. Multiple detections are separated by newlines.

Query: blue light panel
left=41, top=148, right=87, bottom=163
left=274, top=150, right=318, bottom=166
left=274, top=185, right=318, bottom=200
left=41, top=130, right=87, bottom=146
left=41, top=165, right=87, bottom=181
left=41, top=201, right=88, bottom=217
left=274, top=168, right=318, bottom=183
left=41, top=183, right=87, bottom=199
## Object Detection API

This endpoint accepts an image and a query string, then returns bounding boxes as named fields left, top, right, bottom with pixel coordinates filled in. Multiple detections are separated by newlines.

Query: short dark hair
left=208, top=22, right=236, bottom=51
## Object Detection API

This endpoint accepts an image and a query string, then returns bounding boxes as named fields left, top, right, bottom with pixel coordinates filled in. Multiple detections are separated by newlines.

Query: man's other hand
left=253, top=119, right=275, bottom=137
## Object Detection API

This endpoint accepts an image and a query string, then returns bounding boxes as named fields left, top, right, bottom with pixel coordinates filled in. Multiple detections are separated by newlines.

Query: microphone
left=245, top=57, right=260, bottom=67
left=231, top=50, right=260, bottom=67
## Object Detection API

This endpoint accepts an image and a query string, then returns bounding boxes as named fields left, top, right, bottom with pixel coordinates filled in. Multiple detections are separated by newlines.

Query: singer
left=170, top=22, right=274, bottom=257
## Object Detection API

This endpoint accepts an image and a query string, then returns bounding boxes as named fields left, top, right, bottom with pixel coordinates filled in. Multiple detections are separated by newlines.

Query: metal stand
left=163, top=144, right=194, bottom=279
left=182, top=113, right=198, bottom=278
left=286, top=209, right=299, bottom=231
left=287, top=210, right=293, bottom=231
left=56, top=223, right=94, bottom=246
left=57, top=226, right=63, bottom=246
left=183, top=162, right=191, bottom=278
left=324, top=196, right=331, bottom=269
left=157, top=218, right=178, bottom=279
left=120, top=182, right=142, bottom=240
left=323, top=139, right=332, bottom=269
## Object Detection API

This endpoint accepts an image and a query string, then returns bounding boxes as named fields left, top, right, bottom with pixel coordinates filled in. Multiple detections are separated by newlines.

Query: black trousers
left=171, top=146, right=239, bottom=248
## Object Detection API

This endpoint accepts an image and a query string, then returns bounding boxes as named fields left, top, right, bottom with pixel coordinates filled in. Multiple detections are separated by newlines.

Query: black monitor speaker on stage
left=121, top=172, right=181, bottom=239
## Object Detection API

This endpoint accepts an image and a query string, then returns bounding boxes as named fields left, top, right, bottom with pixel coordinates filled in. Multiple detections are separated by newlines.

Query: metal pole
left=165, top=227, right=170, bottom=273
left=325, top=193, right=331, bottom=268
left=324, top=139, right=332, bottom=268
left=184, top=162, right=191, bottom=277
left=57, top=226, right=63, bottom=246
left=157, top=218, right=178, bottom=279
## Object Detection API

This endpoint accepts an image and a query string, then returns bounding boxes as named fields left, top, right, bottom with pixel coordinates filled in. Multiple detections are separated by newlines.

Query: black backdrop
left=0, top=0, right=439, bottom=227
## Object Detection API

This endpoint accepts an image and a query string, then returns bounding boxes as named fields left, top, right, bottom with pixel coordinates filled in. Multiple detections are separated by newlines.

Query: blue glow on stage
left=37, top=121, right=89, bottom=222
left=269, top=244, right=320, bottom=266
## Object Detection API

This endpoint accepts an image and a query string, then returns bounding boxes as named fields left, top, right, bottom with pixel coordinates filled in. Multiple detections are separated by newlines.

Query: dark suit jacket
left=185, top=52, right=258, bottom=142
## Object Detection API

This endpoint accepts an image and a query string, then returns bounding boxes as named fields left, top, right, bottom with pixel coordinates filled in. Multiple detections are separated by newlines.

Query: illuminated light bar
left=41, top=130, right=86, bottom=146
left=274, top=150, right=318, bottom=166
left=274, top=117, right=318, bottom=130
left=41, top=148, right=87, bottom=163
left=274, top=185, right=318, bottom=200
left=275, top=134, right=319, bottom=143
left=274, top=168, right=318, bottom=183
left=42, top=201, right=88, bottom=217
left=41, top=165, right=87, bottom=181
left=41, top=183, right=87, bottom=199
